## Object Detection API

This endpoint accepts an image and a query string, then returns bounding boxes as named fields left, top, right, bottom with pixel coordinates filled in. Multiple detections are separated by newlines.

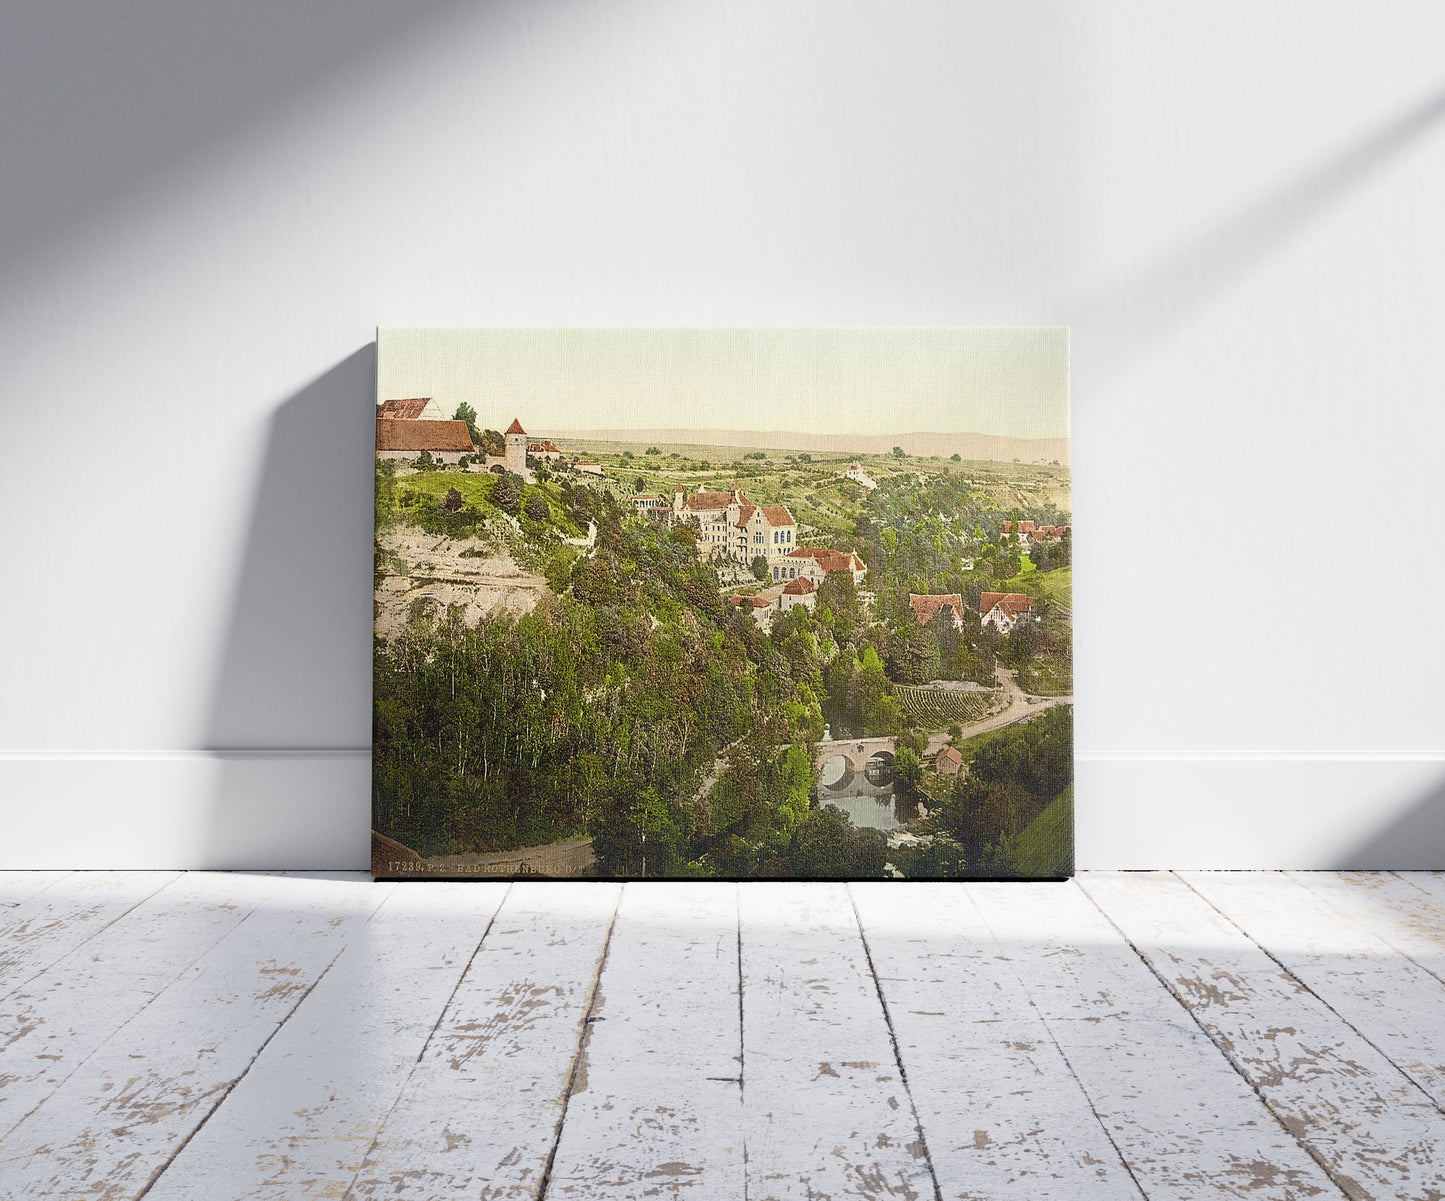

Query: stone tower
left=504, top=417, right=527, bottom=475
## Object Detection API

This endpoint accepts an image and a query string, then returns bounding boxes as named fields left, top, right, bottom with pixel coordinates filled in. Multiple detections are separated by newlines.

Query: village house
left=1002, top=519, right=1037, bottom=546
left=934, top=746, right=964, bottom=776
left=375, top=418, right=475, bottom=464
left=1028, top=525, right=1070, bottom=543
left=779, top=576, right=817, bottom=612
left=842, top=461, right=877, bottom=489
left=571, top=459, right=604, bottom=476
left=908, top=593, right=965, bottom=629
left=378, top=396, right=447, bottom=421
left=979, top=591, right=1037, bottom=633
left=527, top=439, right=562, bottom=460
left=673, top=485, right=797, bottom=568
left=771, top=546, right=867, bottom=586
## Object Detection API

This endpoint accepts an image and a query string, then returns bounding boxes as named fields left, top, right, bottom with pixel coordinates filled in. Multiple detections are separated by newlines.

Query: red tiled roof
left=735, top=503, right=756, bottom=527
left=528, top=440, right=559, bottom=453
left=935, top=746, right=964, bottom=768
left=783, top=577, right=816, bottom=595
left=685, top=491, right=736, bottom=511
left=789, top=547, right=863, bottom=574
left=761, top=505, right=795, bottom=527
left=909, top=594, right=964, bottom=626
left=377, top=397, right=433, bottom=419
left=979, top=592, right=1036, bottom=619
left=505, top=417, right=526, bottom=435
left=376, top=419, right=474, bottom=453
left=1018, top=520, right=1036, bottom=534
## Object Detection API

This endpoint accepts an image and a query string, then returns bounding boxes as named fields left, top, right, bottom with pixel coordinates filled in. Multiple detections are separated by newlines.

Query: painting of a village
left=372, top=327, right=1072, bottom=880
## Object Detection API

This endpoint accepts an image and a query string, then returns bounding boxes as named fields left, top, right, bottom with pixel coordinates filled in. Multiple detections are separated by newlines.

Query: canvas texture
left=372, top=327, right=1072, bottom=880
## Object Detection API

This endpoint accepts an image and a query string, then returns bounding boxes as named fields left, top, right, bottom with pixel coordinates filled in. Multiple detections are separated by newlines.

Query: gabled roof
left=528, top=439, right=559, bottom=453
left=935, top=746, right=964, bottom=768
left=376, top=419, right=474, bottom=453
left=909, top=594, right=964, bottom=626
left=377, top=397, right=434, bottom=419
left=505, top=417, right=526, bottom=435
left=783, top=577, right=816, bottom=595
left=979, top=592, right=1036, bottom=618
left=789, top=547, right=863, bottom=574
left=761, top=505, right=795, bottom=527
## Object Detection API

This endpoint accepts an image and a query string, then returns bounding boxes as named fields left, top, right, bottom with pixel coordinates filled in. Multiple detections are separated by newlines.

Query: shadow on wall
left=202, top=347, right=377, bottom=869
left=1072, top=82, right=1445, bottom=384
left=0, top=0, right=475, bottom=279
left=1335, top=773, right=1445, bottom=871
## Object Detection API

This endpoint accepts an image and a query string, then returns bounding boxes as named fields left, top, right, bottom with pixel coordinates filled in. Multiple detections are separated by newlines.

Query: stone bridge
left=815, top=737, right=896, bottom=793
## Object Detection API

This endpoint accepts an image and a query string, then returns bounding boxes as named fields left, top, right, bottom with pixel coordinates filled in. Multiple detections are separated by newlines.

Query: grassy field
left=1011, top=784, right=1074, bottom=878
left=997, top=563, right=1071, bottom=605
left=389, top=471, right=584, bottom=537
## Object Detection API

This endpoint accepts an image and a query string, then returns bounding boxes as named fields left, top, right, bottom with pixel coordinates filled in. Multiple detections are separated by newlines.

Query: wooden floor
left=3, top=873, right=1445, bottom=1199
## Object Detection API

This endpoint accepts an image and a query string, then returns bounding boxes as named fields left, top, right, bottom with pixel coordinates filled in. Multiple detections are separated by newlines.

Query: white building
left=771, top=547, right=867, bottom=586
left=673, top=485, right=797, bottom=568
left=842, top=461, right=877, bottom=489
left=979, top=591, right=1037, bottom=633
left=375, top=418, right=475, bottom=464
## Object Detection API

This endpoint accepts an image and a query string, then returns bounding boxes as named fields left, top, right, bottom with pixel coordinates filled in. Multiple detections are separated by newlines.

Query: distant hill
left=533, top=428, right=1069, bottom=465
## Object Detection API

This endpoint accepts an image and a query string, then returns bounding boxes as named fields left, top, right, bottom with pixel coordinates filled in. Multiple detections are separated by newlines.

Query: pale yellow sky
left=377, top=327, right=1069, bottom=440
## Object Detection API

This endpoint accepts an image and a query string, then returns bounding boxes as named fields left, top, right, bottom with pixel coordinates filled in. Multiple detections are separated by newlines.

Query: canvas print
left=372, top=328, right=1072, bottom=880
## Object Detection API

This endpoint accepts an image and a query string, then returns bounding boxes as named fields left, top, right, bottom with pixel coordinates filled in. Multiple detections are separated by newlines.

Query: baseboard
left=1, top=751, right=1442, bottom=870
left=0, top=751, right=370, bottom=870
left=1076, top=752, right=1445, bottom=869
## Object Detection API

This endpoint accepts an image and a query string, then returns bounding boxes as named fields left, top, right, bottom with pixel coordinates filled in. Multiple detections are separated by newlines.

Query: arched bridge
left=815, top=737, right=896, bottom=793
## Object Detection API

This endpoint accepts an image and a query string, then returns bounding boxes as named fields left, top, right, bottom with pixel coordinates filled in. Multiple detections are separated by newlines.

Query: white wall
left=2, top=1, right=1442, bottom=869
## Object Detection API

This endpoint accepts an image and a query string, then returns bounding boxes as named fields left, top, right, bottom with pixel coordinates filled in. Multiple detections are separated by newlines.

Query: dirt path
left=930, top=667, right=1071, bottom=747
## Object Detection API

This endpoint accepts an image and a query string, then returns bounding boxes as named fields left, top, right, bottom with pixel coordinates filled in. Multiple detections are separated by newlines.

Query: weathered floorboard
left=852, top=882, right=1143, bottom=1200
left=0, top=871, right=182, bottom=1001
left=1288, top=872, right=1445, bottom=983
left=1084, top=871, right=1445, bottom=1200
left=543, top=882, right=744, bottom=1198
left=0, top=872, right=390, bottom=1199
left=0, top=870, right=68, bottom=908
left=345, top=882, right=621, bottom=1200
left=0, top=871, right=295, bottom=1140
left=1184, top=870, right=1445, bottom=1112
left=977, top=881, right=1341, bottom=1200
left=740, top=882, right=936, bottom=1201
left=144, top=880, right=510, bottom=1201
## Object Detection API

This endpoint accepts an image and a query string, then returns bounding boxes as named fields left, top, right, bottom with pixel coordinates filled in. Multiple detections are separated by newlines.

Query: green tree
left=441, top=487, right=464, bottom=513
left=892, top=834, right=968, bottom=879
left=645, top=446, right=661, bottom=455
left=950, top=453, right=961, bottom=462
left=494, top=471, right=522, bottom=515
left=751, top=555, right=769, bottom=582
left=892, top=446, right=905, bottom=458
left=524, top=491, right=550, bottom=522
left=453, top=403, right=481, bottom=447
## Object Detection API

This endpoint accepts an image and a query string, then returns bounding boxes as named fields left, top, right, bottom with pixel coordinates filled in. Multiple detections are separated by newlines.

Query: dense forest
left=373, top=457, right=1072, bottom=878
